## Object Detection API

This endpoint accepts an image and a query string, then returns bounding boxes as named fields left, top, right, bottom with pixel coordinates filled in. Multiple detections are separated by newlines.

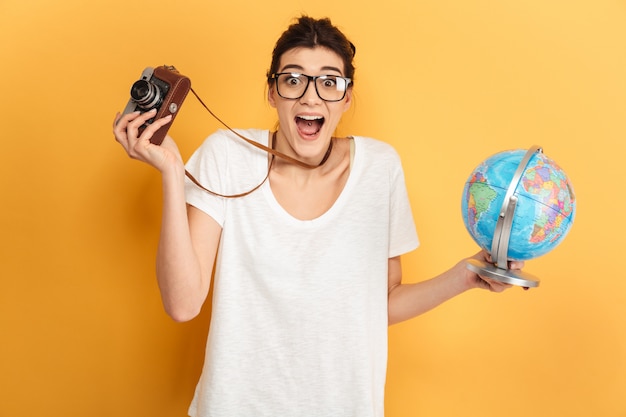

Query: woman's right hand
left=112, top=109, right=183, bottom=173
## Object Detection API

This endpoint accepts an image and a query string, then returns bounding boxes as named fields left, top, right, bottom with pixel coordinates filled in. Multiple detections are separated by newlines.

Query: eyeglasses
left=269, top=72, right=352, bottom=102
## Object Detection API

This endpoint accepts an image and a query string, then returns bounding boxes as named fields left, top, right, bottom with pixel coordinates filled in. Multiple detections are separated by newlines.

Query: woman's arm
left=387, top=252, right=517, bottom=325
left=155, top=170, right=221, bottom=322
left=113, top=110, right=221, bottom=322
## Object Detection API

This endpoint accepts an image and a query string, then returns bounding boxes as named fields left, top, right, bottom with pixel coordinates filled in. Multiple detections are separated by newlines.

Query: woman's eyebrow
left=321, top=66, right=343, bottom=74
left=279, top=64, right=343, bottom=74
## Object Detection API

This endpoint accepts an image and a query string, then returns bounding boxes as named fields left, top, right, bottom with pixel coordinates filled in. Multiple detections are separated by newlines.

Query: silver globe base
left=466, top=259, right=540, bottom=288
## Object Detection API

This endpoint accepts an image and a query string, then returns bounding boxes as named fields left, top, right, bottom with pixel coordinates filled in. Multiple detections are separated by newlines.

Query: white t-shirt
left=184, top=129, right=419, bottom=417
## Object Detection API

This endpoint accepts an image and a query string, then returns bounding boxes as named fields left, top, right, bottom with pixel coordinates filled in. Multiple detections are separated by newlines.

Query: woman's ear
left=268, top=85, right=277, bottom=108
left=342, top=88, right=353, bottom=112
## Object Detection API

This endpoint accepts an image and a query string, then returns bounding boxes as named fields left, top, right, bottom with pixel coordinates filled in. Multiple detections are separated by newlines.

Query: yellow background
left=1, top=0, right=625, bottom=416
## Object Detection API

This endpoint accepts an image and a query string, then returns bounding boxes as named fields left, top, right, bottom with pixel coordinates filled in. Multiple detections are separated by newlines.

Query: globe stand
left=466, top=145, right=542, bottom=288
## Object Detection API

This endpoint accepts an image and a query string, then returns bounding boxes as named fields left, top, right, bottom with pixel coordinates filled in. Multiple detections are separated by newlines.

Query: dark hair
left=267, top=16, right=356, bottom=84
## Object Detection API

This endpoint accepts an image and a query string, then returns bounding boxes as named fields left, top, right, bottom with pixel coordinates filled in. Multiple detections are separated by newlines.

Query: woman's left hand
left=467, top=250, right=524, bottom=292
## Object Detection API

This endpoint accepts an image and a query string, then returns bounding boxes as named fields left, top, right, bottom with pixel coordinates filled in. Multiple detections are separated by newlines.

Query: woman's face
left=268, top=46, right=352, bottom=164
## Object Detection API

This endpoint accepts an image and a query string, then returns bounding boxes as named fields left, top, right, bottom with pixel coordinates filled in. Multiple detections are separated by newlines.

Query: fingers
left=468, top=251, right=521, bottom=293
left=113, top=109, right=172, bottom=147
left=477, top=250, right=525, bottom=271
left=484, top=251, right=493, bottom=263
left=480, top=276, right=513, bottom=293
left=126, top=109, right=157, bottom=135
left=112, top=112, right=122, bottom=128
left=112, top=109, right=143, bottom=129
left=113, top=110, right=158, bottom=160
left=112, top=110, right=141, bottom=145
left=139, top=111, right=173, bottom=136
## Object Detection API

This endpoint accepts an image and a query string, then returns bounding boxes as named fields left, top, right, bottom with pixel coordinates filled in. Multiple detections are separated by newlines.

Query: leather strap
left=185, top=157, right=274, bottom=198
left=189, top=88, right=329, bottom=169
left=185, top=87, right=333, bottom=198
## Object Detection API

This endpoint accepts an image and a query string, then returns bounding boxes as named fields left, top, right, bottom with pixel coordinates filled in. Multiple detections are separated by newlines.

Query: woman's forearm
left=155, top=165, right=210, bottom=322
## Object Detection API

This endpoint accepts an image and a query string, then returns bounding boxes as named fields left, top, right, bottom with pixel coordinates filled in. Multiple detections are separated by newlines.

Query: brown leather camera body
left=122, top=65, right=191, bottom=145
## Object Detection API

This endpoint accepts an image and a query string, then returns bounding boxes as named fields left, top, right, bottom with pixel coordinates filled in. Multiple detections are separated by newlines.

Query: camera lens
left=130, top=79, right=162, bottom=110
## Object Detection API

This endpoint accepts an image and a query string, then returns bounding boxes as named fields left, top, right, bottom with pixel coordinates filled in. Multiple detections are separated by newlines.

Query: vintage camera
left=121, top=65, right=191, bottom=145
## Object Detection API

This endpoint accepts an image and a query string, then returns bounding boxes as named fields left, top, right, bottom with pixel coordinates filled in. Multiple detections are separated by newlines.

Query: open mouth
left=296, top=115, right=325, bottom=137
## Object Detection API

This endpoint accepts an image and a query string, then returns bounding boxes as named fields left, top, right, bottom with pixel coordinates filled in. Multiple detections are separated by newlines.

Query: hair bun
left=349, top=42, right=356, bottom=57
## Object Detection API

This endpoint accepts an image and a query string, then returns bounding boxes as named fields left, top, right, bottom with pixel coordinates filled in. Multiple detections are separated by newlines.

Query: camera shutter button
left=168, top=103, right=179, bottom=114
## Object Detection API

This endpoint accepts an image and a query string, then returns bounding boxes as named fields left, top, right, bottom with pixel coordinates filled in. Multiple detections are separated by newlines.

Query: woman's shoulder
left=190, top=128, right=270, bottom=161
left=350, top=135, right=402, bottom=162
left=200, top=128, right=269, bottom=148
left=187, top=128, right=270, bottom=172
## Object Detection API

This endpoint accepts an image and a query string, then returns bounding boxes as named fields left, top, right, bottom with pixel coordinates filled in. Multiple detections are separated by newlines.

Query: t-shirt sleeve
left=387, top=147, right=420, bottom=258
left=184, top=129, right=270, bottom=226
left=184, top=130, right=229, bottom=226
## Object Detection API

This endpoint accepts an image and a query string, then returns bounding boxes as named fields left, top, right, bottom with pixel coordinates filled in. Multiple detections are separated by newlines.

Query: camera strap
left=189, top=88, right=332, bottom=169
left=184, top=87, right=333, bottom=198
left=185, top=157, right=274, bottom=199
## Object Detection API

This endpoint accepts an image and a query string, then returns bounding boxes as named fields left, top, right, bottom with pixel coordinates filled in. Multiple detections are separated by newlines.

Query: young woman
left=113, top=15, right=518, bottom=417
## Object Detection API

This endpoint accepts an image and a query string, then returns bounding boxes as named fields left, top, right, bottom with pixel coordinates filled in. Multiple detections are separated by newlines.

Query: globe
left=461, top=147, right=576, bottom=270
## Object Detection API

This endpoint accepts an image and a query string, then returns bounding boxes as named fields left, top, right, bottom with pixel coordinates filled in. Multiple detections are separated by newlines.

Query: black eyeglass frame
left=269, top=72, right=352, bottom=102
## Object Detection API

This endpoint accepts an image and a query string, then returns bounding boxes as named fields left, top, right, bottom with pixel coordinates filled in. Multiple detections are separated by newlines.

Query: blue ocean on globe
left=461, top=149, right=576, bottom=261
